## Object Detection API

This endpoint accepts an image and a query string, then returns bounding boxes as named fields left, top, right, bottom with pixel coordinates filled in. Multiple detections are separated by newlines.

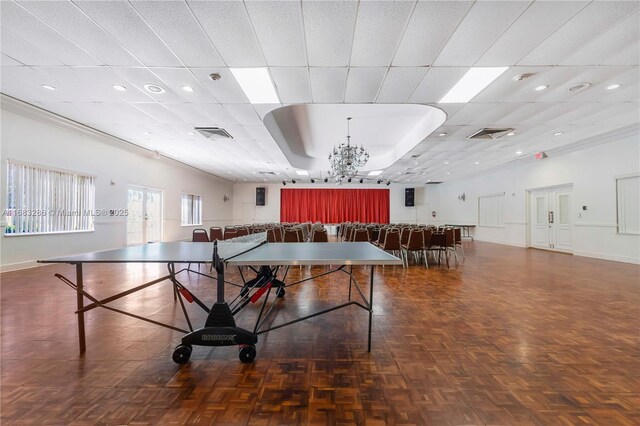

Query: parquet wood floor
left=1, top=241, right=639, bottom=425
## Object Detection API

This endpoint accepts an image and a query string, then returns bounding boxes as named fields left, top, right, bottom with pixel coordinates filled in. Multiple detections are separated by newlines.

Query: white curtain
left=617, top=176, right=640, bottom=234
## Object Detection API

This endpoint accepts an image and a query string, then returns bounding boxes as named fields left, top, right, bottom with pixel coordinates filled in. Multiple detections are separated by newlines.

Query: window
left=181, top=193, right=202, bottom=226
left=478, top=193, right=504, bottom=227
left=5, top=160, right=95, bottom=235
left=617, top=175, right=640, bottom=235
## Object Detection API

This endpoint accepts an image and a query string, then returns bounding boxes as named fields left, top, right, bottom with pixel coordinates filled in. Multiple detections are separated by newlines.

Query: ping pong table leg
left=75, top=263, right=86, bottom=354
left=348, top=266, right=353, bottom=301
left=367, top=265, right=374, bottom=353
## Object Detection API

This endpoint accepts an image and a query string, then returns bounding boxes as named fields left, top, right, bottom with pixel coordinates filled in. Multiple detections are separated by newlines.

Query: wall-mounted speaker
left=405, top=188, right=415, bottom=207
left=256, top=187, right=266, bottom=206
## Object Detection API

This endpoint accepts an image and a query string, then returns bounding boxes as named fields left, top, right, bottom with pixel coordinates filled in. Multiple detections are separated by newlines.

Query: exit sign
left=535, top=151, right=548, bottom=160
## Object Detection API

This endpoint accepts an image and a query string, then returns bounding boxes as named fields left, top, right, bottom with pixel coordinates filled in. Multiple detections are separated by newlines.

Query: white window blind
left=5, top=161, right=95, bottom=235
left=181, top=193, right=202, bottom=226
left=478, top=193, right=503, bottom=227
left=617, top=175, right=640, bottom=235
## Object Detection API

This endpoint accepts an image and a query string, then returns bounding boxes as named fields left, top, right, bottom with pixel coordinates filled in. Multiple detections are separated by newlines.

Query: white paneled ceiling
left=0, top=0, right=638, bottom=185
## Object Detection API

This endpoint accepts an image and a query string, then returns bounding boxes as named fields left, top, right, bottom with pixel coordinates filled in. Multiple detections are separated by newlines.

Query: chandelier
left=328, top=117, right=369, bottom=184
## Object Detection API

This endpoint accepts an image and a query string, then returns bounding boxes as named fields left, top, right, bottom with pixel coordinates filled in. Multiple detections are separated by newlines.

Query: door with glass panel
left=529, top=186, right=572, bottom=252
left=127, top=186, right=162, bottom=245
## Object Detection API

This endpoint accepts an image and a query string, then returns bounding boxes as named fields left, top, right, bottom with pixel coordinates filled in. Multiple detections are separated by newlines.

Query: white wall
left=1, top=99, right=234, bottom=271
left=231, top=182, right=440, bottom=225
left=430, top=130, right=640, bottom=264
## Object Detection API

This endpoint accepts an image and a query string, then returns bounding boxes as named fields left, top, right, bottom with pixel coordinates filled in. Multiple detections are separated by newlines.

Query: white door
left=529, top=186, right=572, bottom=252
left=127, top=186, right=162, bottom=245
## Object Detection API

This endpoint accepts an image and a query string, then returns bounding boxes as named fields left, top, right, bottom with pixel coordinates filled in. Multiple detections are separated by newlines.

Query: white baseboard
left=574, top=251, right=640, bottom=265
left=1, top=260, right=42, bottom=273
left=473, top=238, right=527, bottom=248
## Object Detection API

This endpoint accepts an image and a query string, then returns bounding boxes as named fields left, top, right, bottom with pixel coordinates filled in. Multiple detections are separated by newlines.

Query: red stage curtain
left=280, top=189, right=389, bottom=223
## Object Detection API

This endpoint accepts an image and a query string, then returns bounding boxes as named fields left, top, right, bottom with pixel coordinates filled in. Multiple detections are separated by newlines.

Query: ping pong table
left=39, top=238, right=401, bottom=363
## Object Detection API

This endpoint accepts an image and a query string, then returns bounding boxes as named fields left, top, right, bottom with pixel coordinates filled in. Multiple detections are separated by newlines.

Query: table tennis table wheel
left=172, top=344, right=192, bottom=364
left=238, top=344, right=256, bottom=363
left=276, top=288, right=285, bottom=298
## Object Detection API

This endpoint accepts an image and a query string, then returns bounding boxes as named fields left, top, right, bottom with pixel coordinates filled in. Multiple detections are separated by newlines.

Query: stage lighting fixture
left=292, top=179, right=296, bottom=184
left=324, top=178, right=328, bottom=183
left=385, top=180, right=390, bottom=186
left=359, top=178, right=364, bottom=183
left=347, top=177, right=352, bottom=183
left=310, top=178, right=315, bottom=183
left=282, top=181, right=286, bottom=186
left=377, top=179, right=382, bottom=184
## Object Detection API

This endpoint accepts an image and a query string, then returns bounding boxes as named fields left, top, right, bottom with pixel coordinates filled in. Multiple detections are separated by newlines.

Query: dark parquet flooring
left=1, top=241, right=639, bottom=425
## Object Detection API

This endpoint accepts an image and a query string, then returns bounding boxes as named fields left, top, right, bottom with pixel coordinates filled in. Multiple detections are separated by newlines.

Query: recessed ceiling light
left=263, top=178, right=267, bottom=181
left=444, top=161, right=450, bottom=165
left=535, top=85, right=549, bottom=91
left=606, top=84, right=621, bottom=90
left=507, top=132, right=516, bottom=136
left=182, top=85, right=194, bottom=93
left=42, top=84, right=56, bottom=90
left=414, top=162, right=419, bottom=165
left=439, top=67, right=509, bottom=103
left=188, top=132, right=195, bottom=135
left=438, top=132, right=447, bottom=136
left=368, top=170, right=383, bottom=176
left=554, top=132, right=563, bottom=136
left=474, top=161, right=480, bottom=165
left=516, top=151, right=523, bottom=155
left=426, top=179, right=431, bottom=182
left=295, top=170, right=309, bottom=176
left=144, top=84, right=166, bottom=94
left=113, top=85, right=127, bottom=91
left=230, top=68, right=279, bottom=104
left=446, top=172, right=451, bottom=175
left=568, top=82, right=591, bottom=92
left=420, top=172, right=426, bottom=175
left=143, top=132, right=151, bottom=135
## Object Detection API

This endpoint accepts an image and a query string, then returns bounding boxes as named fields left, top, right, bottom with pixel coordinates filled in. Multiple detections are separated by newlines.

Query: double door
left=127, top=186, right=162, bottom=245
left=530, top=186, right=572, bottom=252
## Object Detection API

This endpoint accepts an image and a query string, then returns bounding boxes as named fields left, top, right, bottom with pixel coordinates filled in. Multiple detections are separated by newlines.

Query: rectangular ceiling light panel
left=439, top=67, right=508, bottom=103
left=368, top=170, right=383, bottom=176
left=230, top=67, right=280, bottom=104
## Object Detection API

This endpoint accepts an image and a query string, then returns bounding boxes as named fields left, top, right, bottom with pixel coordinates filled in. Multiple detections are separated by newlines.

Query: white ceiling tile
left=160, top=102, right=212, bottom=126
left=376, top=67, right=428, bottom=103
left=130, top=102, right=184, bottom=124
left=408, top=67, right=468, bottom=104
left=476, top=1, right=587, bottom=66
left=302, top=1, right=357, bottom=67
left=446, top=103, right=499, bottom=126
left=309, top=67, right=347, bottom=103
left=189, top=68, right=249, bottom=103
left=0, top=28, right=64, bottom=66
left=1, top=54, right=23, bottom=66
left=270, top=67, right=311, bottom=104
left=111, top=67, right=183, bottom=102
left=434, top=1, right=531, bottom=66
left=603, top=41, right=640, bottom=66
left=561, top=12, right=640, bottom=66
left=252, top=104, right=281, bottom=120
left=187, top=0, right=265, bottom=67
left=472, top=66, right=553, bottom=103
left=0, top=67, right=67, bottom=103
left=16, top=0, right=141, bottom=66
left=344, top=67, right=387, bottom=103
left=130, top=1, right=224, bottom=68
left=73, top=0, right=181, bottom=67
left=350, top=1, right=415, bottom=66
left=189, top=103, right=238, bottom=126
left=1, top=2, right=100, bottom=66
left=519, top=1, right=640, bottom=66
left=224, top=104, right=263, bottom=126
left=245, top=1, right=306, bottom=66
left=148, top=67, right=217, bottom=103
left=393, top=1, right=472, bottom=66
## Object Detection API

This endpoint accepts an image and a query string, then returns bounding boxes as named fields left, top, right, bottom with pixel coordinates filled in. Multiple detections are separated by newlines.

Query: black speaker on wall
left=405, top=188, right=415, bottom=207
left=256, top=187, right=266, bottom=206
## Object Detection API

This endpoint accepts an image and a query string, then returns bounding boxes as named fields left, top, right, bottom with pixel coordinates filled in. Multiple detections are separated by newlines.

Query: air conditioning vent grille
left=467, top=127, right=514, bottom=140
left=426, top=181, right=442, bottom=184
left=195, top=127, right=233, bottom=139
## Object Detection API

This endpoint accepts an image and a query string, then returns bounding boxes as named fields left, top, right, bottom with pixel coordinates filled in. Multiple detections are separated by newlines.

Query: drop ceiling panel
left=376, top=67, right=428, bottom=104
left=519, top=1, right=640, bottom=65
left=446, top=103, right=499, bottom=126
left=73, top=0, right=181, bottom=67
left=433, top=1, right=530, bottom=66
left=130, top=102, right=185, bottom=124
left=393, top=1, right=472, bottom=66
left=1, top=54, right=22, bottom=66
left=223, top=104, right=263, bottom=126
left=130, top=1, right=224, bottom=68
left=1, top=2, right=100, bottom=66
left=408, top=67, right=468, bottom=104
left=111, top=67, right=183, bottom=103
left=245, top=1, right=306, bottom=66
left=0, top=67, right=67, bottom=103
left=252, top=104, right=281, bottom=120
left=0, top=29, right=64, bottom=66
left=187, top=0, right=265, bottom=67
left=497, top=66, right=591, bottom=103
left=190, top=68, right=248, bottom=103
left=16, top=0, right=141, bottom=66
left=302, top=1, right=357, bottom=67
left=344, top=67, right=387, bottom=103
left=270, top=67, right=311, bottom=104
left=148, top=67, right=216, bottom=103
left=188, top=103, right=238, bottom=126
left=604, top=41, right=640, bottom=66
left=472, top=66, right=553, bottom=103
left=350, top=1, right=415, bottom=66
left=541, top=66, right=634, bottom=103
left=476, top=1, right=587, bottom=66
left=309, top=67, right=348, bottom=103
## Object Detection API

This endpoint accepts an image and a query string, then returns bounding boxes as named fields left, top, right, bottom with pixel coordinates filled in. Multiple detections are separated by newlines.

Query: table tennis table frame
left=51, top=255, right=378, bottom=356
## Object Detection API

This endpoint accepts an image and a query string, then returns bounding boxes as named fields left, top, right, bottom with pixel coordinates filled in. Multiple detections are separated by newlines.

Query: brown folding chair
left=311, top=227, right=328, bottom=242
left=352, top=228, right=369, bottom=242
left=283, top=228, right=300, bottom=242
left=401, top=228, right=425, bottom=268
left=192, top=229, right=209, bottom=242
left=380, top=229, right=401, bottom=258
left=209, top=226, right=223, bottom=241
left=223, top=227, right=238, bottom=240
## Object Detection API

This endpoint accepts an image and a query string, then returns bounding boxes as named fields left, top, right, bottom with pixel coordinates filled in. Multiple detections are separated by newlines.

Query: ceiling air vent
left=467, top=128, right=514, bottom=140
left=195, top=127, right=233, bottom=139
left=258, top=171, right=276, bottom=175
left=426, top=181, right=442, bottom=184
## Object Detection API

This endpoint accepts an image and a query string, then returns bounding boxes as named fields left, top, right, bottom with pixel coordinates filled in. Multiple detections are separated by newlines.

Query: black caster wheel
left=240, top=286, right=249, bottom=298
left=172, top=344, right=192, bottom=364
left=276, top=287, right=285, bottom=298
left=238, top=345, right=257, bottom=363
